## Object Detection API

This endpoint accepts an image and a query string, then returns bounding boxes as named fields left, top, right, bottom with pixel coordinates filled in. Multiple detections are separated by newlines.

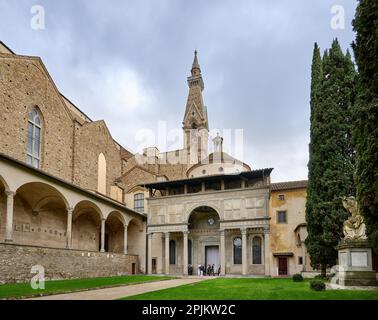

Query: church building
left=0, top=41, right=313, bottom=283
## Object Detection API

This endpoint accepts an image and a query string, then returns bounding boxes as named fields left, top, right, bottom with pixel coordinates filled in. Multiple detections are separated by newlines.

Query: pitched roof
left=271, top=180, right=307, bottom=191
left=141, top=168, right=273, bottom=189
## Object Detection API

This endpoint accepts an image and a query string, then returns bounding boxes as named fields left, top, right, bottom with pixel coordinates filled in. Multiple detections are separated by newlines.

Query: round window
left=233, top=237, right=242, bottom=247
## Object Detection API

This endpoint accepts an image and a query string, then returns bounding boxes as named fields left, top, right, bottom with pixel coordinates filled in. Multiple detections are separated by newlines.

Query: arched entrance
left=188, top=206, right=221, bottom=275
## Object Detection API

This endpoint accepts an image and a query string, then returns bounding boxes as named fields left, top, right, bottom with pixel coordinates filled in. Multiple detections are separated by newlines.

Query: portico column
left=66, top=207, right=73, bottom=249
left=148, top=233, right=153, bottom=274
left=100, top=218, right=106, bottom=252
left=183, top=231, right=188, bottom=275
left=264, top=232, right=271, bottom=276
left=220, top=229, right=226, bottom=276
left=165, top=232, right=170, bottom=275
left=123, top=224, right=128, bottom=255
left=241, top=228, right=248, bottom=276
left=5, top=191, right=16, bottom=242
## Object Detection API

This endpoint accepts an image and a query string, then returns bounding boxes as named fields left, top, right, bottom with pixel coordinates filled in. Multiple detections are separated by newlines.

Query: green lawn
left=0, top=275, right=174, bottom=299
left=123, top=278, right=378, bottom=300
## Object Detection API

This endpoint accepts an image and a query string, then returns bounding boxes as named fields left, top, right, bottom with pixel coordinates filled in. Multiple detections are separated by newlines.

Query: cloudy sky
left=0, top=0, right=357, bottom=182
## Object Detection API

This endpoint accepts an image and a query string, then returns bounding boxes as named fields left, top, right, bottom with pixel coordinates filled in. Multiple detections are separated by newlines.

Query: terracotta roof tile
left=271, top=180, right=307, bottom=191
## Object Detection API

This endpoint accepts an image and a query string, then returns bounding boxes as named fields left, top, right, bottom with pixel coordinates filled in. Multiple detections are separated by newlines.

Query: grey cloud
left=0, top=0, right=357, bottom=181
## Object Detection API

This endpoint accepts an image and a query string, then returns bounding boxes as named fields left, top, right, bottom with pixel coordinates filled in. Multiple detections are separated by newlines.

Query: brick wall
left=73, top=121, right=123, bottom=195
left=0, top=243, right=139, bottom=284
left=0, top=54, right=126, bottom=198
left=0, top=55, right=74, bottom=182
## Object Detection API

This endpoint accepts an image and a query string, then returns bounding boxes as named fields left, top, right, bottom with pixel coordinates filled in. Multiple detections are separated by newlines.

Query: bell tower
left=182, top=50, right=209, bottom=165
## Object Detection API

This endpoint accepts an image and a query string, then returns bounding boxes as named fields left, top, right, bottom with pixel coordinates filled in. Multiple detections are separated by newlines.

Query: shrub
left=310, top=280, right=326, bottom=291
left=292, top=274, right=303, bottom=282
left=314, top=274, right=334, bottom=281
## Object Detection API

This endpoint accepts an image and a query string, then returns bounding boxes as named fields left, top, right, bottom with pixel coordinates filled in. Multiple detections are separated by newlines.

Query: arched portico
left=72, top=200, right=103, bottom=251
left=2, top=182, right=70, bottom=247
left=0, top=156, right=146, bottom=281
left=106, top=211, right=126, bottom=254
left=184, top=203, right=222, bottom=223
left=127, top=218, right=145, bottom=271
left=187, top=206, right=221, bottom=275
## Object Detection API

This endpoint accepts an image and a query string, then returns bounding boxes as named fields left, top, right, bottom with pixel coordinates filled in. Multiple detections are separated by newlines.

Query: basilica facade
left=0, top=41, right=313, bottom=283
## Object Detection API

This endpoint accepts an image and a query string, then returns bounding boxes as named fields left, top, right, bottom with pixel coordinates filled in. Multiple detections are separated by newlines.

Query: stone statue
left=342, top=196, right=367, bottom=241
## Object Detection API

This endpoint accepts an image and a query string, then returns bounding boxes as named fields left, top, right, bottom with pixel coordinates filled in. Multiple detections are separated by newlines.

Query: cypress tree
left=305, top=40, right=356, bottom=275
left=305, top=43, right=325, bottom=274
left=352, top=0, right=378, bottom=253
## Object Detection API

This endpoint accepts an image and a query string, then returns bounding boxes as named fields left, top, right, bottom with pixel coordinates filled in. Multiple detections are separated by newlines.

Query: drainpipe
left=145, top=222, right=148, bottom=274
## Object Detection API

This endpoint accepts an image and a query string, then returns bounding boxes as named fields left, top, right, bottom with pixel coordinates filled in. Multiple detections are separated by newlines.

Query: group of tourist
left=193, top=264, right=220, bottom=276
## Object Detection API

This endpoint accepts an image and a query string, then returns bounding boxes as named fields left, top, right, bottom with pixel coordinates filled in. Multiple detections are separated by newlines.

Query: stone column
left=5, top=191, right=16, bottom=242
left=165, top=232, right=170, bottom=275
left=148, top=233, right=153, bottom=274
left=124, top=224, right=128, bottom=255
left=241, top=228, right=248, bottom=276
left=183, top=231, right=188, bottom=275
left=264, top=232, right=271, bottom=276
left=100, top=218, right=106, bottom=252
left=66, top=207, right=73, bottom=249
left=220, top=229, right=226, bottom=276
left=301, top=242, right=307, bottom=272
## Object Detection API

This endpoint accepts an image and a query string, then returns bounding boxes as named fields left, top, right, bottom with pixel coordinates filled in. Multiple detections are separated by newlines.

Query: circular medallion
left=233, top=237, right=242, bottom=247
left=208, top=218, right=215, bottom=225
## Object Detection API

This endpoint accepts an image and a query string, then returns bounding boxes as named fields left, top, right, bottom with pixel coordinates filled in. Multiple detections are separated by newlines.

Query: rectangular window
left=278, top=194, right=285, bottom=201
left=298, top=256, right=303, bottom=265
left=169, top=240, right=176, bottom=265
left=233, top=237, right=242, bottom=264
left=252, top=237, right=262, bottom=264
left=277, top=211, right=287, bottom=223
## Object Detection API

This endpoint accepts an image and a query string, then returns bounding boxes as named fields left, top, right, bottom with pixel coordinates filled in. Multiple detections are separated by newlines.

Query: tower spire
left=191, top=50, right=201, bottom=75
left=182, top=50, right=209, bottom=165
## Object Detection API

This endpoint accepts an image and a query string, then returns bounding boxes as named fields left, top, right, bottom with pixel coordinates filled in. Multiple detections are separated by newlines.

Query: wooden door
left=278, top=257, right=288, bottom=275
left=132, top=263, right=136, bottom=275
left=205, top=246, right=220, bottom=272
left=152, top=258, right=157, bottom=274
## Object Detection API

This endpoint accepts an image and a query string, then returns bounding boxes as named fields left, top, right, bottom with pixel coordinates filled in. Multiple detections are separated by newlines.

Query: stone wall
left=73, top=121, right=123, bottom=196
left=0, top=243, right=139, bottom=284
left=0, top=54, right=74, bottom=182
left=119, top=166, right=156, bottom=194
left=0, top=53, right=130, bottom=200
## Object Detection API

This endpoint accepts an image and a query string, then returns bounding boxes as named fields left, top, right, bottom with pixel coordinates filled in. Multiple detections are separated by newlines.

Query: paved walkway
left=27, top=278, right=207, bottom=300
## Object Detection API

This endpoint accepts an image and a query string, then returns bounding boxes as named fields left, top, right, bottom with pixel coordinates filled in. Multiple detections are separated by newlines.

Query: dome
left=186, top=151, right=251, bottom=178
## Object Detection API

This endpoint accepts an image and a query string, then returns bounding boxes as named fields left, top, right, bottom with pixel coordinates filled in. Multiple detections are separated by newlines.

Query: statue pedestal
left=336, top=240, right=377, bottom=287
